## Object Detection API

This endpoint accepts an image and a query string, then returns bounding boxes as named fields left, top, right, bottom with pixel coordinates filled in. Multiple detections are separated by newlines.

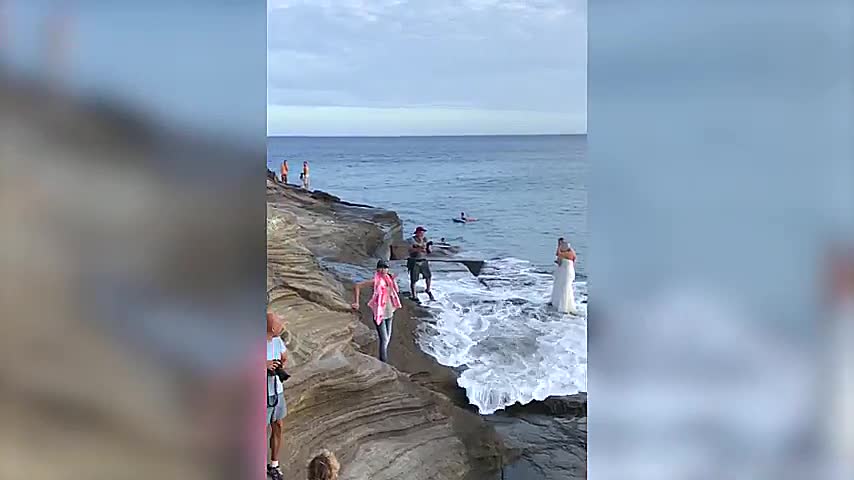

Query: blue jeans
left=376, top=317, right=393, bottom=362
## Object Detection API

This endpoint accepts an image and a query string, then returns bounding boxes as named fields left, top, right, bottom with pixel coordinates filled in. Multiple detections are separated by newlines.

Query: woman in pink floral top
left=351, top=259, right=402, bottom=363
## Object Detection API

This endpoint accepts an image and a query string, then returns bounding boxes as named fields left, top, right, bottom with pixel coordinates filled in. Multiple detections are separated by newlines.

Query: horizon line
left=267, top=133, right=587, bottom=139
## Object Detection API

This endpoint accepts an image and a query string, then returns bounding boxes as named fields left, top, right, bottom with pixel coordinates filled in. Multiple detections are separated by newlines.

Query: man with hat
left=407, top=226, right=435, bottom=302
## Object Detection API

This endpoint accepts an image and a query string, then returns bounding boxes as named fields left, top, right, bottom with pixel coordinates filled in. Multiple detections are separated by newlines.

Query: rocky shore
left=266, top=179, right=587, bottom=479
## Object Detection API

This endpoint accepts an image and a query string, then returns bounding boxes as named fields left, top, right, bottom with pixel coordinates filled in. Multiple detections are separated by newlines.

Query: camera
left=268, top=360, right=291, bottom=382
left=275, top=367, right=290, bottom=382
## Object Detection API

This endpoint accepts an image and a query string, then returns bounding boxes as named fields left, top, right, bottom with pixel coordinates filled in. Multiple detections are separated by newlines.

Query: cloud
left=267, top=0, right=587, bottom=135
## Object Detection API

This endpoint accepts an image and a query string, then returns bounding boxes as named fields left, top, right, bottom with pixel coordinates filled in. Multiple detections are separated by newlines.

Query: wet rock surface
left=489, top=413, right=587, bottom=480
left=489, top=393, right=587, bottom=479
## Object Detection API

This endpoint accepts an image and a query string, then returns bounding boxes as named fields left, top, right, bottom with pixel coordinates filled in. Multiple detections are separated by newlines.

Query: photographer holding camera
left=407, top=226, right=435, bottom=302
left=266, top=312, right=289, bottom=480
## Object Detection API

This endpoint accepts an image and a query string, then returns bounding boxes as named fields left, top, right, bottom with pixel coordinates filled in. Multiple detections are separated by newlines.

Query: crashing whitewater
left=416, top=258, right=587, bottom=415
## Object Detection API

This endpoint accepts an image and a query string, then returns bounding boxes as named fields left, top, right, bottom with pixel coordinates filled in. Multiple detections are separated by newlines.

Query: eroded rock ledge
left=266, top=180, right=506, bottom=480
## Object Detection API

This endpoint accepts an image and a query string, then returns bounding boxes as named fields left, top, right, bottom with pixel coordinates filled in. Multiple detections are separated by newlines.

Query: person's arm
left=266, top=343, right=280, bottom=371
left=409, top=239, right=425, bottom=256
left=279, top=341, right=287, bottom=367
left=351, top=279, right=372, bottom=309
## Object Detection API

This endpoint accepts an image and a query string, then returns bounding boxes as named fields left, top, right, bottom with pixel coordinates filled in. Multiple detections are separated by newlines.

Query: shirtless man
left=300, top=161, right=310, bottom=189
left=280, top=160, right=288, bottom=183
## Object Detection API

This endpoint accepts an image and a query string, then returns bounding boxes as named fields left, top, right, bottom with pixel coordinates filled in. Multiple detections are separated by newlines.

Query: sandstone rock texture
left=1, top=75, right=258, bottom=480
left=266, top=180, right=505, bottom=480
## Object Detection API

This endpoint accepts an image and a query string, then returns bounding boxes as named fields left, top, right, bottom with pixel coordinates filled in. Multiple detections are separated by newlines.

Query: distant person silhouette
left=300, top=161, right=310, bottom=189
left=280, top=160, right=289, bottom=183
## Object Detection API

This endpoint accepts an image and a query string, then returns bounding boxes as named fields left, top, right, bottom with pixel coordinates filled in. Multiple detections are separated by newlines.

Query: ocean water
left=268, top=135, right=588, bottom=414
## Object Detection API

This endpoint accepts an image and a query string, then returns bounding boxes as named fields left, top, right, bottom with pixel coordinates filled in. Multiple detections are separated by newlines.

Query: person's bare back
left=555, top=237, right=569, bottom=264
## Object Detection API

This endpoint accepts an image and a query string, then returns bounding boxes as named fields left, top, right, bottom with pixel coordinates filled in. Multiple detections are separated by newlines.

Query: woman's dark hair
left=307, top=450, right=340, bottom=480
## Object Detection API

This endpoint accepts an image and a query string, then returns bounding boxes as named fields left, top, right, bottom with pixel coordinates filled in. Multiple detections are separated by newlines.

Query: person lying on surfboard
left=458, top=212, right=477, bottom=222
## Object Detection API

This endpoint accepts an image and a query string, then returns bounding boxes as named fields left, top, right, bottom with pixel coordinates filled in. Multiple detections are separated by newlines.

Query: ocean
left=268, top=135, right=588, bottom=413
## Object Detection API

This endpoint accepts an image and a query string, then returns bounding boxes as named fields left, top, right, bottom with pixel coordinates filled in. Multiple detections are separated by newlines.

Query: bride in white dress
left=551, top=238, right=577, bottom=314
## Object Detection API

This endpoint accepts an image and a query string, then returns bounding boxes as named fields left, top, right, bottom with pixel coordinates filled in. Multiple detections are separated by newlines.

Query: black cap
left=376, top=259, right=390, bottom=269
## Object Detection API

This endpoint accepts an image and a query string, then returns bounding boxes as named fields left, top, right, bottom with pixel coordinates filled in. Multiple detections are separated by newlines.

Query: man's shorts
left=267, top=394, right=287, bottom=424
left=408, top=259, right=432, bottom=284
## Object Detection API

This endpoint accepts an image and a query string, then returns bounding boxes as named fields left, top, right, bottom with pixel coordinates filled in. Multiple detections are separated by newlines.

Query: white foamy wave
left=416, top=258, right=587, bottom=414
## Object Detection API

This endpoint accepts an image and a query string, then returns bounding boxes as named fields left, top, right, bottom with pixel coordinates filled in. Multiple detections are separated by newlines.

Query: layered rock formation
left=1, top=74, right=261, bottom=480
left=266, top=180, right=505, bottom=480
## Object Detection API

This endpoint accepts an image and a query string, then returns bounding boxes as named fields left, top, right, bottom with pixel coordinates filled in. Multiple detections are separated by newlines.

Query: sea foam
left=416, top=258, right=587, bottom=414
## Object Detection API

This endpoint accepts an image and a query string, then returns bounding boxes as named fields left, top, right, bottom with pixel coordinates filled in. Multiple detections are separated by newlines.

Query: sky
left=3, top=1, right=267, bottom=145
left=267, top=0, right=587, bottom=136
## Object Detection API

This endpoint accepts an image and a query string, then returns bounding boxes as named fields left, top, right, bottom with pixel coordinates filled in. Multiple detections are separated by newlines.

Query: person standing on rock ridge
left=300, top=161, right=310, bottom=189
left=407, top=226, right=435, bottom=302
left=280, top=159, right=289, bottom=184
left=266, top=312, right=288, bottom=480
left=351, top=259, right=402, bottom=362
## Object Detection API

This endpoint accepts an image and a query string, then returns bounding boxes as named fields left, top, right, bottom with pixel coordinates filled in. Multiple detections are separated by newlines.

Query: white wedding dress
left=551, top=257, right=576, bottom=314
